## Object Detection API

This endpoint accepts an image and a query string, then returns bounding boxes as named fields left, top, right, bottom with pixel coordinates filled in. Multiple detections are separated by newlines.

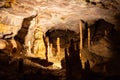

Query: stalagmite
left=69, top=39, right=75, bottom=56
left=49, top=43, right=53, bottom=57
left=103, top=65, right=106, bottom=73
left=43, top=36, right=53, bottom=61
left=79, top=20, right=83, bottom=57
left=66, top=39, right=82, bottom=80
left=56, top=37, right=60, bottom=56
left=64, top=48, right=70, bottom=80
left=56, top=37, right=61, bottom=61
left=32, top=27, right=46, bottom=59
left=104, top=30, right=107, bottom=37
left=84, top=60, right=90, bottom=71
left=46, top=36, right=49, bottom=61
left=79, top=20, right=86, bottom=69
left=88, top=27, right=91, bottom=49
left=31, top=14, right=46, bottom=58
left=27, top=41, right=31, bottom=53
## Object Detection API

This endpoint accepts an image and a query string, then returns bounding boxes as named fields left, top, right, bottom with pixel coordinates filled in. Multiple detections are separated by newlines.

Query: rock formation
left=0, top=0, right=120, bottom=74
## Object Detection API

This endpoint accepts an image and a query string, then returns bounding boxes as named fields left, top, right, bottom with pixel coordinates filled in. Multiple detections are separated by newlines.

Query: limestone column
left=56, top=37, right=60, bottom=54
left=32, top=27, right=46, bottom=59
left=56, top=37, right=61, bottom=60
left=88, top=26, right=91, bottom=49
left=79, top=20, right=85, bottom=69
left=79, top=20, right=83, bottom=54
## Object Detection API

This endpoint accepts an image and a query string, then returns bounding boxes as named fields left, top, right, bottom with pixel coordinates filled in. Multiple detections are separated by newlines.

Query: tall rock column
left=32, top=27, right=46, bottom=59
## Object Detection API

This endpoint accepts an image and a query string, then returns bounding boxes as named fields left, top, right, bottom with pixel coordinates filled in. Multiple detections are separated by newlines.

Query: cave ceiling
left=0, top=0, right=120, bottom=35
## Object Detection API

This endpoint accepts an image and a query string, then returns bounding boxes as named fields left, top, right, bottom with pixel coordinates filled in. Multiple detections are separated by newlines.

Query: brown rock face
left=0, top=39, right=21, bottom=55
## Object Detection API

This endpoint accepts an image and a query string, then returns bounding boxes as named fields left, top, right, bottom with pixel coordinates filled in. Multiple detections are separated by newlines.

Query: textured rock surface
left=0, top=0, right=120, bottom=34
left=0, top=0, right=120, bottom=69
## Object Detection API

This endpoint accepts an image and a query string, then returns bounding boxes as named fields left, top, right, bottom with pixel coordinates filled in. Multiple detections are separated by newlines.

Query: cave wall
left=0, top=12, right=23, bottom=38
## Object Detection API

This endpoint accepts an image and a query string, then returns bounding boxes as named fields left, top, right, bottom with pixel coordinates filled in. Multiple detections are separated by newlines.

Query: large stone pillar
left=32, top=27, right=46, bottom=59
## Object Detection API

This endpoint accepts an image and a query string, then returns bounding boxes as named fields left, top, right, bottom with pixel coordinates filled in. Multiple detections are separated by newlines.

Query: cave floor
left=0, top=52, right=120, bottom=80
left=0, top=52, right=65, bottom=80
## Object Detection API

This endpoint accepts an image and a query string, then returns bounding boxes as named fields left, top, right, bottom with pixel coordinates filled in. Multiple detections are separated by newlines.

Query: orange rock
left=0, top=39, right=7, bottom=49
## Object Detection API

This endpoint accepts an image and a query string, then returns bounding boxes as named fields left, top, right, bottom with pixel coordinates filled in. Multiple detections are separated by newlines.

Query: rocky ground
left=0, top=52, right=65, bottom=80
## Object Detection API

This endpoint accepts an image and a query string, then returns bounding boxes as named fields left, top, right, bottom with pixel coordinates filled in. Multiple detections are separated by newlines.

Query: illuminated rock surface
left=0, top=0, right=120, bottom=80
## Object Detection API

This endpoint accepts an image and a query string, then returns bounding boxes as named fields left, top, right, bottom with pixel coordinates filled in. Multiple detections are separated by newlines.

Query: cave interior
left=0, top=0, right=120, bottom=80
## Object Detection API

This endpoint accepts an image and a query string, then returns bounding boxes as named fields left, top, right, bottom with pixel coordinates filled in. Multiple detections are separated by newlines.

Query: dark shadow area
left=61, top=19, right=120, bottom=80
left=45, top=29, right=79, bottom=48
left=28, top=57, right=53, bottom=67
left=114, top=12, right=120, bottom=53
left=64, top=39, right=82, bottom=80
left=0, top=53, right=58, bottom=80
left=63, top=39, right=120, bottom=80
left=90, top=19, right=119, bottom=57
left=22, top=70, right=58, bottom=80
left=89, top=19, right=120, bottom=78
